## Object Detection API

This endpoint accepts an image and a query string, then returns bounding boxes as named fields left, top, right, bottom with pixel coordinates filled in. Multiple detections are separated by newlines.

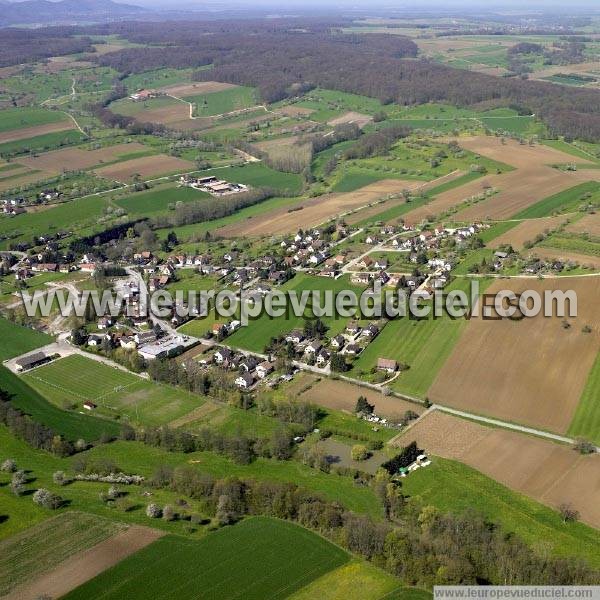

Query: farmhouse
left=235, top=372, right=255, bottom=389
left=377, top=358, right=398, bottom=373
left=256, top=361, right=275, bottom=379
left=83, top=401, right=97, bottom=410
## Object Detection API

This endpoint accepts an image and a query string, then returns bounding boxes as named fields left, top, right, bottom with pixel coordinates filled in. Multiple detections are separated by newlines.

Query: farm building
left=377, top=358, right=398, bottom=373
left=14, top=352, right=50, bottom=372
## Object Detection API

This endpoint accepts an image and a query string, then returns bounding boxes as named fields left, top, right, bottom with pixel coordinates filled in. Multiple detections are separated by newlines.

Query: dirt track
left=396, top=410, right=600, bottom=530
left=5, top=525, right=164, bottom=600
left=428, top=277, right=600, bottom=434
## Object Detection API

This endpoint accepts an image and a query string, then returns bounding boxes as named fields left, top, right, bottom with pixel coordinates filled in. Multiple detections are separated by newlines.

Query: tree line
left=147, top=463, right=600, bottom=587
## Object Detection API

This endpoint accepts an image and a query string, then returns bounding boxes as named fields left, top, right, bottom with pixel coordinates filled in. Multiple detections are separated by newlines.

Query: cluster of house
left=279, top=225, right=349, bottom=271
left=180, top=175, right=249, bottom=197
left=283, top=320, right=383, bottom=365
left=2, top=198, right=26, bottom=215
left=2, top=190, right=62, bottom=216
left=211, top=347, right=275, bottom=389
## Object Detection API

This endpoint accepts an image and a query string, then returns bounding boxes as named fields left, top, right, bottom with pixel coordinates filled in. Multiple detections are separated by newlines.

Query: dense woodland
left=3, top=20, right=600, bottom=139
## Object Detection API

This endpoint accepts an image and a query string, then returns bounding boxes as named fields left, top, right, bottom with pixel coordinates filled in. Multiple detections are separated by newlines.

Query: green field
left=109, top=95, right=181, bottom=117
left=402, top=457, right=600, bottom=568
left=64, top=517, right=348, bottom=600
left=23, top=355, right=203, bottom=426
left=227, top=274, right=362, bottom=353
left=0, top=193, right=110, bottom=249
left=0, top=317, right=52, bottom=360
left=185, top=85, right=258, bottom=117
left=122, top=68, right=195, bottom=92
left=289, top=560, right=412, bottom=600
left=0, top=129, right=85, bottom=157
left=0, top=107, right=67, bottom=133
left=352, top=313, right=467, bottom=398
left=513, top=181, right=600, bottom=219
left=200, top=162, right=303, bottom=194
left=0, top=512, right=124, bottom=596
left=538, top=232, right=600, bottom=258
left=115, top=184, right=210, bottom=215
left=568, top=351, right=600, bottom=443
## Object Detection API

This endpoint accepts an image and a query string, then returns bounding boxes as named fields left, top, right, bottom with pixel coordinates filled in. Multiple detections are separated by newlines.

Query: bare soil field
left=428, top=277, right=600, bottom=434
left=90, top=43, right=131, bottom=56
left=401, top=137, right=600, bottom=223
left=19, top=142, right=149, bottom=173
left=275, top=105, right=316, bottom=117
left=0, top=66, right=21, bottom=80
left=490, top=215, right=570, bottom=249
left=566, top=213, right=600, bottom=237
left=528, top=247, right=600, bottom=269
left=0, top=120, right=75, bottom=144
left=93, top=154, right=195, bottom=182
left=0, top=170, right=53, bottom=192
left=328, top=111, right=373, bottom=129
left=36, top=56, right=94, bottom=73
left=217, top=179, right=416, bottom=236
left=6, top=525, right=164, bottom=600
left=254, top=136, right=302, bottom=152
left=397, top=410, right=600, bottom=530
left=456, top=136, right=593, bottom=169
left=531, top=61, right=600, bottom=81
left=160, top=81, right=237, bottom=97
left=296, top=376, right=422, bottom=418
left=129, top=102, right=192, bottom=126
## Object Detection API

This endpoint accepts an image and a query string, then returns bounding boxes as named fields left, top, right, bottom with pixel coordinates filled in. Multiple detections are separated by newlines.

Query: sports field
left=63, top=517, right=349, bottom=600
left=23, top=355, right=203, bottom=426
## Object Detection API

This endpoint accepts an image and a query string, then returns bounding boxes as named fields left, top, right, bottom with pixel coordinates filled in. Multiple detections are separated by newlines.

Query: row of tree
left=148, top=464, right=600, bottom=587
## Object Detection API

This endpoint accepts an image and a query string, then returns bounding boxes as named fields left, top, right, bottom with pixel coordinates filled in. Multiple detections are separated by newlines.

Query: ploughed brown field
left=18, top=142, right=150, bottom=173
left=5, top=525, right=164, bottom=600
left=566, top=212, right=600, bottom=237
left=328, top=111, right=373, bottom=129
left=397, top=410, right=600, bottom=530
left=400, top=136, right=600, bottom=224
left=490, top=215, right=570, bottom=249
left=275, top=105, right=316, bottom=117
left=217, top=179, right=419, bottom=237
left=93, top=154, right=195, bottom=183
left=159, top=81, right=238, bottom=97
left=294, top=375, right=422, bottom=418
left=428, top=277, right=600, bottom=434
left=0, top=120, right=75, bottom=144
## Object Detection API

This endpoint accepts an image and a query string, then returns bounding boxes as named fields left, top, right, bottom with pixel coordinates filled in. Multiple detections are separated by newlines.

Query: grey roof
left=15, top=352, right=47, bottom=368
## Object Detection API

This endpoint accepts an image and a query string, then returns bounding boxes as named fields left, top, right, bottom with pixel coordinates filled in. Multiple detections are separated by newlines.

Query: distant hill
left=0, top=0, right=147, bottom=26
